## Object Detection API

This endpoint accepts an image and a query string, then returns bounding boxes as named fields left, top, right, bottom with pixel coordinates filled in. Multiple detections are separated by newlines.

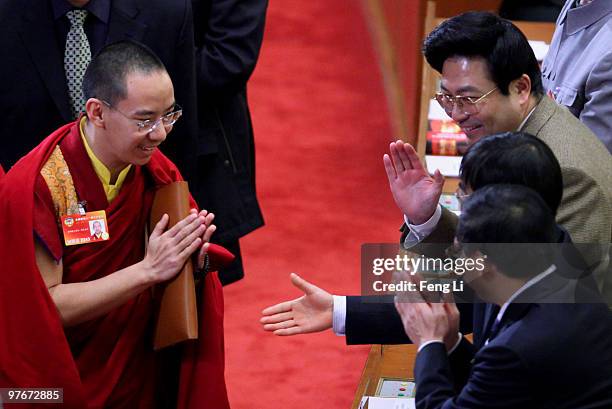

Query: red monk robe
left=0, top=121, right=232, bottom=408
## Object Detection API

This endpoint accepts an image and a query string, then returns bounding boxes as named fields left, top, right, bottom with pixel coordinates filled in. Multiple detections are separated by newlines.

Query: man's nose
left=450, top=104, right=469, bottom=123
left=148, top=123, right=169, bottom=142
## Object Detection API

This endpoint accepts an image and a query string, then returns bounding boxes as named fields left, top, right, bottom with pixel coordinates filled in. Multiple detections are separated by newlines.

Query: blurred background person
left=542, top=0, right=612, bottom=153
left=191, top=0, right=268, bottom=285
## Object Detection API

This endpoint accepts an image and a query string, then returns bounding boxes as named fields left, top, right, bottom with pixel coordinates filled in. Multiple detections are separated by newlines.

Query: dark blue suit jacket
left=415, top=274, right=612, bottom=409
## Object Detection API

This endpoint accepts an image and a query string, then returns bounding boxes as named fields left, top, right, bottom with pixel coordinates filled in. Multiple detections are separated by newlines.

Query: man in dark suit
left=190, top=0, right=267, bottom=285
left=0, top=0, right=197, bottom=184
left=395, top=184, right=612, bottom=409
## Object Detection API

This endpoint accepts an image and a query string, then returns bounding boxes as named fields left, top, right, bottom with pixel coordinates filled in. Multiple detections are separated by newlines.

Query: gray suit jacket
left=404, top=96, right=612, bottom=301
left=542, top=0, right=612, bottom=153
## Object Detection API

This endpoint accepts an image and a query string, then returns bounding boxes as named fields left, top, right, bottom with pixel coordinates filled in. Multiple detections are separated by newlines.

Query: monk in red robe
left=0, top=41, right=231, bottom=408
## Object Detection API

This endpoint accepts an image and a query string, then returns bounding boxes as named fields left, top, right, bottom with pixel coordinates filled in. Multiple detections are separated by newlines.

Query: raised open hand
left=383, top=140, right=444, bottom=225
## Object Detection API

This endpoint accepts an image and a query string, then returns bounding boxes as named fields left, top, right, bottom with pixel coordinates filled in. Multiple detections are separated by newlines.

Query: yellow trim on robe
left=79, top=117, right=131, bottom=202
left=39, top=145, right=79, bottom=220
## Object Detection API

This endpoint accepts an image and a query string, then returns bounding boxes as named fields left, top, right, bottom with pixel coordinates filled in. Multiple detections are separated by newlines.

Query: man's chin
left=136, top=158, right=153, bottom=166
left=463, top=127, right=487, bottom=144
left=129, top=157, right=153, bottom=167
left=133, top=149, right=157, bottom=165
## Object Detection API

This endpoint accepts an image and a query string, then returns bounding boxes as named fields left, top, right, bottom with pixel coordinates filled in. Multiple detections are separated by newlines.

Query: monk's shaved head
left=82, top=40, right=167, bottom=106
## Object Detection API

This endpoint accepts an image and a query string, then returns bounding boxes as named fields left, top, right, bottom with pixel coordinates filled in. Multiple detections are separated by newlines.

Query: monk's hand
left=143, top=213, right=206, bottom=283
left=189, top=209, right=215, bottom=271
left=383, top=140, right=444, bottom=225
left=260, top=273, right=333, bottom=336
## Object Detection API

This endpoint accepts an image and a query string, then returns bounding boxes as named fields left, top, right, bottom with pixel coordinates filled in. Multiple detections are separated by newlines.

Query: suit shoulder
left=496, top=303, right=612, bottom=367
left=535, top=103, right=612, bottom=192
left=536, top=103, right=609, bottom=164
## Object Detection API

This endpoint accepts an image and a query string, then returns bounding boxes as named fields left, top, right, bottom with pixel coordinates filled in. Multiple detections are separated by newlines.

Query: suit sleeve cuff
left=332, top=295, right=346, bottom=336
left=417, top=339, right=444, bottom=353
left=417, top=331, right=462, bottom=354
left=402, top=204, right=442, bottom=248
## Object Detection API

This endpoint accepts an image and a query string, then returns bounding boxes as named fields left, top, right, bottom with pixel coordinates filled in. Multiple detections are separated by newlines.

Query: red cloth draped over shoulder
left=0, top=121, right=232, bottom=409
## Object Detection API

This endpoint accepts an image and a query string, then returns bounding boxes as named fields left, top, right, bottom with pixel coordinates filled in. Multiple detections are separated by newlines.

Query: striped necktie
left=64, top=9, right=92, bottom=119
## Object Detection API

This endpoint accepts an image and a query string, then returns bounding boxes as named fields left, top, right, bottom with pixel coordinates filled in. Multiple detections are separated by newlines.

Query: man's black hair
left=460, top=132, right=562, bottom=215
left=82, top=40, right=167, bottom=105
left=423, top=11, right=544, bottom=96
left=457, top=184, right=557, bottom=278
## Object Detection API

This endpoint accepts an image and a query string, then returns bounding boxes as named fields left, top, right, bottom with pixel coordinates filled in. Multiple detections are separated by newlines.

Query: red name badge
left=61, top=210, right=109, bottom=246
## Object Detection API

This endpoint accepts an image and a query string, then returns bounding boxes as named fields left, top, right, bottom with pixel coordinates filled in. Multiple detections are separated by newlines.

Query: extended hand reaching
left=383, top=140, right=444, bottom=225
left=260, top=273, right=334, bottom=336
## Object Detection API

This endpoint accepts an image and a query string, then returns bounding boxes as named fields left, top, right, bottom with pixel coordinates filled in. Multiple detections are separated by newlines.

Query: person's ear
left=509, top=74, right=532, bottom=105
left=85, top=98, right=106, bottom=128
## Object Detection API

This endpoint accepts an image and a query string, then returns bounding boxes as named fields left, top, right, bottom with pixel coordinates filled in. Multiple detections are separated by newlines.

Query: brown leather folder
left=149, top=181, right=198, bottom=350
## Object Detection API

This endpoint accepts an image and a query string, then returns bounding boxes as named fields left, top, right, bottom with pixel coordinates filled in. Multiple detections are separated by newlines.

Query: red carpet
left=223, top=1, right=403, bottom=407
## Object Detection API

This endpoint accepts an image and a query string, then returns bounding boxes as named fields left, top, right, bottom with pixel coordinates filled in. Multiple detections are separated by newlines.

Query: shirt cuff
left=402, top=204, right=442, bottom=248
left=416, top=332, right=462, bottom=354
left=447, top=332, right=463, bottom=355
left=417, top=339, right=444, bottom=353
left=332, top=295, right=347, bottom=336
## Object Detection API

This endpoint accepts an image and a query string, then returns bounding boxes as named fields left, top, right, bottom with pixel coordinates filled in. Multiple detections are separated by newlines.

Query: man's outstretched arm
left=260, top=273, right=334, bottom=335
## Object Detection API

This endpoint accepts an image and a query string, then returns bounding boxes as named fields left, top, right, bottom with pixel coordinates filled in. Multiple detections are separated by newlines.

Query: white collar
left=517, top=105, right=538, bottom=131
left=495, top=264, right=557, bottom=324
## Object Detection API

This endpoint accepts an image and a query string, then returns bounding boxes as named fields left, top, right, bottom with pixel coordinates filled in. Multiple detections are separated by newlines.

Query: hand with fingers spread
left=260, top=273, right=333, bottom=336
left=143, top=212, right=208, bottom=283
left=383, top=140, right=445, bottom=225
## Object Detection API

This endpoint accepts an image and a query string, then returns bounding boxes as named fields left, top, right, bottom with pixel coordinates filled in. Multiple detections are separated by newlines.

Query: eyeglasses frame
left=101, top=100, right=183, bottom=134
left=434, top=87, right=498, bottom=116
